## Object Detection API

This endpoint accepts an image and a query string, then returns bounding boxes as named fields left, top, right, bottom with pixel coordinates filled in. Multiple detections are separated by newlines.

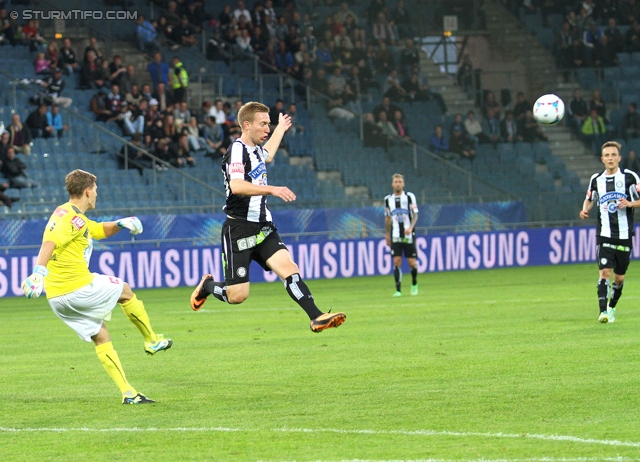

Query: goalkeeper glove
left=116, top=217, right=143, bottom=235
left=22, top=265, right=48, bottom=299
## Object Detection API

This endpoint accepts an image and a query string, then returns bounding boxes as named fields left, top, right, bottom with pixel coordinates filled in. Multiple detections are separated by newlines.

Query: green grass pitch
left=1, top=263, right=640, bottom=461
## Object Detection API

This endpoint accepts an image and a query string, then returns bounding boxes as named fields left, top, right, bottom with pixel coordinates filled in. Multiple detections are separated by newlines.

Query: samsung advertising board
left=1, top=225, right=637, bottom=298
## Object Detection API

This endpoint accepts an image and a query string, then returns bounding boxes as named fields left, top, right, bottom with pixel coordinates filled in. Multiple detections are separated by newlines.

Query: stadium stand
left=0, top=0, right=602, bottom=223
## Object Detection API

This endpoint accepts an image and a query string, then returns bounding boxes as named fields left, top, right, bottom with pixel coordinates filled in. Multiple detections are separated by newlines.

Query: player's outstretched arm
left=102, top=217, right=144, bottom=236
left=230, top=179, right=296, bottom=202
left=22, top=241, right=55, bottom=299
left=264, top=113, right=292, bottom=163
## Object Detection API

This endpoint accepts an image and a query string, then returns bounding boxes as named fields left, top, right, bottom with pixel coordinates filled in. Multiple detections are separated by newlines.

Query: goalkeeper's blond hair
left=66, top=169, right=97, bottom=198
left=238, top=102, right=270, bottom=131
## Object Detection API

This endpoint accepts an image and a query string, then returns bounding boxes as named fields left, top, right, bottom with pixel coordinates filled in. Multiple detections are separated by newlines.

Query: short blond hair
left=238, top=102, right=270, bottom=131
left=65, top=169, right=96, bottom=198
left=392, top=173, right=404, bottom=180
left=601, top=141, right=622, bottom=155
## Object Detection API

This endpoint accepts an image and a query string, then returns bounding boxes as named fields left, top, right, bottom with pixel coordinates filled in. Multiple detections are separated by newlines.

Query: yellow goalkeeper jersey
left=42, top=202, right=107, bottom=298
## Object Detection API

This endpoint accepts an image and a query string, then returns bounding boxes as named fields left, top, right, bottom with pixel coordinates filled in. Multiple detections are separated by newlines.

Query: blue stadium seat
left=631, top=52, right=640, bottom=65
left=536, top=28, right=555, bottom=49
left=618, top=53, right=631, bottom=66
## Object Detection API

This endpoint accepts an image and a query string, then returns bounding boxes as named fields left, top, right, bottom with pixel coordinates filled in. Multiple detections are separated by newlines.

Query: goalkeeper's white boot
left=598, top=311, right=609, bottom=323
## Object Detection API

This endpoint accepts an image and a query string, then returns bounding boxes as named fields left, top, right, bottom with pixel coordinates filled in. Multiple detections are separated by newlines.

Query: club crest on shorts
left=237, top=267, right=247, bottom=278
left=601, top=258, right=608, bottom=265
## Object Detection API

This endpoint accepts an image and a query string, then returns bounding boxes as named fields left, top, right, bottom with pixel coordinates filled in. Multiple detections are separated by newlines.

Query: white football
left=533, top=94, right=565, bottom=125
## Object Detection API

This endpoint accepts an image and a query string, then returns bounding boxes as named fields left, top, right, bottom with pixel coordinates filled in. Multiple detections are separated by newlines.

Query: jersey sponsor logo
left=599, top=192, right=626, bottom=213
left=229, top=162, right=245, bottom=175
left=54, top=207, right=68, bottom=217
left=248, top=162, right=267, bottom=180
left=70, top=215, right=86, bottom=230
left=391, top=208, right=409, bottom=216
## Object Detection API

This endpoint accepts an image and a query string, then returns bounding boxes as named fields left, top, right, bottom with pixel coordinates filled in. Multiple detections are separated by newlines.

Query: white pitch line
left=0, top=426, right=638, bottom=448
left=329, top=459, right=635, bottom=462
left=335, top=459, right=636, bottom=462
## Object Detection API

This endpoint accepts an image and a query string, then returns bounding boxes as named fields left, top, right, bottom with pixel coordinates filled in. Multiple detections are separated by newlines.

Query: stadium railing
left=0, top=69, right=227, bottom=218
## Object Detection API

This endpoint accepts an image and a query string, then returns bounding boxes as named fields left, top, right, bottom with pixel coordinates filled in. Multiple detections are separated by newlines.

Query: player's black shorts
left=597, top=242, right=631, bottom=275
left=221, top=219, right=288, bottom=285
left=390, top=239, right=417, bottom=259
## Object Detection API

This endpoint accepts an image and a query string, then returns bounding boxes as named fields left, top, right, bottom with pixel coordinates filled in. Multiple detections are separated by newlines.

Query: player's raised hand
left=271, top=186, right=296, bottom=202
left=21, top=265, right=48, bottom=299
left=117, top=217, right=144, bottom=235
left=279, top=113, right=292, bottom=132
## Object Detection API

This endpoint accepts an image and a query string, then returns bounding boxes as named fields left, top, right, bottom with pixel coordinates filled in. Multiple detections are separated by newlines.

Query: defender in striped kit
left=190, top=102, right=345, bottom=333
left=384, top=173, right=419, bottom=297
left=580, top=141, right=640, bottom=323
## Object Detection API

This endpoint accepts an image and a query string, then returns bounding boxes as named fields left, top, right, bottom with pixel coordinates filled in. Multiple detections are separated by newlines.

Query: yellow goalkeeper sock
left=121, top=294, right=157, bottom=343
left=96, top=342, right=136, bottom=396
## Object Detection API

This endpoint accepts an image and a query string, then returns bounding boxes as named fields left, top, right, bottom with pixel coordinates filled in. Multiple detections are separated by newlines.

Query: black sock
left=597, top=278, right=609, bottom=312
left=394, top=266, right=402, bottom=291
left=204, top=279, right=228, bottom=303
left=284, top=273, right=322, bottom=320
left=411, top=266, right=417, bottom=285
left=610, top=282, right=624, bottom=308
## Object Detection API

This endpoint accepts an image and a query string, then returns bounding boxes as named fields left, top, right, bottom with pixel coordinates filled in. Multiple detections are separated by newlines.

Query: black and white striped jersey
left=222, top=139, right=272, bottom=223
left=586, top=168, right=640, bottom=244
left=384, top=191, right=418, bottom=243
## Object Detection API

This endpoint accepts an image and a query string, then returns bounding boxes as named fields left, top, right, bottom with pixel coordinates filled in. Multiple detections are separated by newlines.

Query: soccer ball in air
left=533, top=94, right=565, bottom=125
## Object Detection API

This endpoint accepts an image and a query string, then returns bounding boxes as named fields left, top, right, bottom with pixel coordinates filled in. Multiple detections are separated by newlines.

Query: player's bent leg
left=119, top=283, right=172, bottom=355
left=226, top=282, right=250, bottom=304
left=118, top=281, right=134, bottom=304
left=92, top=323, right=111, bottom=346
left=266, top=248, right=300, bottom=280
left=191, top=274, right=230, bottom=310
left=266, top=249, right=346, bottom=332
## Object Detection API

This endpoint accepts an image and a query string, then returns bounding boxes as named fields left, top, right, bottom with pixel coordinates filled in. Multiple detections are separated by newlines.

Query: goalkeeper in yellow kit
left=21, top=169, right=172, bottom=404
